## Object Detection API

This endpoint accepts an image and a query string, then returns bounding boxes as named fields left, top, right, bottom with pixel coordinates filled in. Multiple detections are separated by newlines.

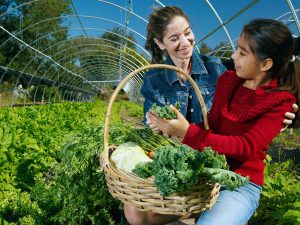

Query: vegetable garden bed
left=0, top=100, right=299, bottom=225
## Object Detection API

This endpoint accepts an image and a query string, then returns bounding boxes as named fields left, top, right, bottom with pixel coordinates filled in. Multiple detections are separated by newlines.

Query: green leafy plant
left=250, top=155, right=300, bottom=225
left=133, top=145, right=249, bottom=196
left=149, top=102, right=180, bottom=119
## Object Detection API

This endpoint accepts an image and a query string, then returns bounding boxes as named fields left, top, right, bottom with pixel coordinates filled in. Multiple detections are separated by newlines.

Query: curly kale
left=149, top=102, right=180, bottom=119
left=133, top=161, right=155, bottom=179
left=201, top=147, right=228, bottom=169
left=132, top=144, right=249, bottom=196
left=203, top=168, right=250, bottom=191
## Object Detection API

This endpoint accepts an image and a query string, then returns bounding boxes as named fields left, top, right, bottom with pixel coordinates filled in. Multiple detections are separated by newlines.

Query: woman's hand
left=146, top=105, right=190, bottom=138
left=281, top=103, right=299, bottom=132
left=146, top=114, right=162, bottom=134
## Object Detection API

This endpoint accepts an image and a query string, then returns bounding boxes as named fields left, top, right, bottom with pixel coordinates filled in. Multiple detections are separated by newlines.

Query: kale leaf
left=132, top=144, right=249, bottom=196
left=149, top=102, right=180, bottom=119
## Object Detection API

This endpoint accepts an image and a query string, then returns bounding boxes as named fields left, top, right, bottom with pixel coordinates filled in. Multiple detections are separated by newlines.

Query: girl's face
left=231, top=34, right=263, bottom=80
left=155, top=16, right=194, bottom=60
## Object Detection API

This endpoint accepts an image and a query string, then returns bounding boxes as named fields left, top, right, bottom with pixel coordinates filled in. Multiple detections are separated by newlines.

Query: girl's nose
left=231, top=51, right=237, bottom=60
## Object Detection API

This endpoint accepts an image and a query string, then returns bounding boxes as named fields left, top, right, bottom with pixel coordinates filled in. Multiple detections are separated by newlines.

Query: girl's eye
left=239, top=52, right=246, bottom=56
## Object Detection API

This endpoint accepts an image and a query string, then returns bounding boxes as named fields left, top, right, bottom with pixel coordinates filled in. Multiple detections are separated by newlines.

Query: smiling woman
left=141, top=6, right=225, bottom=127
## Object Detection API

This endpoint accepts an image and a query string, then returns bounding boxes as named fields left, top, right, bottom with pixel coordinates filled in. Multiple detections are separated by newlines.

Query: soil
left=119, top=107, right=144, bottom=128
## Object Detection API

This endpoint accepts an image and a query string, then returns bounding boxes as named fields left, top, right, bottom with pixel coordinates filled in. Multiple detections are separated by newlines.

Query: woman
left=147, top=18, right=300, bottom=225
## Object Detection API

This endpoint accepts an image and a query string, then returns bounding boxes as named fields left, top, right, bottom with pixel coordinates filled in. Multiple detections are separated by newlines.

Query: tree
left=198, top=42, right=212, bottom=54
left=0, top=0, right=72, bottom=73
left=101, top=27, right=137, bottom=50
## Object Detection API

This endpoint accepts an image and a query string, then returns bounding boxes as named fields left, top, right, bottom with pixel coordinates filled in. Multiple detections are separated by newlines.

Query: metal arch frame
left=0, top=0, right=101, bottom=103
left=1, top=4, right=151, bottom=101
left=118, top=0, right=133, bottom=83
left=95, top=0, right=148, bottom=23
left=0, top=0, right=148, bottom=24
left=3, top=0, right=299, bottom=104
left=204, top=0, right=235, bottom=51
left=44, top=38, right=149, bottom=75
left=1, top=29, right=149, bottom=104
left=285, top=0, right=300, bottom=33
left=207, top=7, right=300, bottom=59
left=19, top=36, right=147, bottom=97
left=54, top=49, right=145, bottom=88
left=27, top=29, right=149, bottom=65
left=33, top=43, right=146, bottom=96
left=276, top=9, right=300, bottom=34
left=0, top=15, right=150, bottom=57
left=194, top=0, right=261, bottom=49
left=0, top=25, right=100, bottom=92
left=0, top=0, right=153, bottom=103
left=58, top=52, right=139, bottom=81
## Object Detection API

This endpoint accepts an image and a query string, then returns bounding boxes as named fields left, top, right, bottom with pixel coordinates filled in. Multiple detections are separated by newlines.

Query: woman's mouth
left=178, top=47, right=191, bottom=54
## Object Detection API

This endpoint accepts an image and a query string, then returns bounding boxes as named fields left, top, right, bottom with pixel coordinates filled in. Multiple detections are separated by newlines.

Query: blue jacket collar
left=163, top=51, right=209, bottom=85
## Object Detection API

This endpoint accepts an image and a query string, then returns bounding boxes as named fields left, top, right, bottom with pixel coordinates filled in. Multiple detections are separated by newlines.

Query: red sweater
left=183, top=70, right=296, bottom=186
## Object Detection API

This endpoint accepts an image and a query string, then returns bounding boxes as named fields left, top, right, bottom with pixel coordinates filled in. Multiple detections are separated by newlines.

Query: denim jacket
left=141, top=51, right=226, bottom=124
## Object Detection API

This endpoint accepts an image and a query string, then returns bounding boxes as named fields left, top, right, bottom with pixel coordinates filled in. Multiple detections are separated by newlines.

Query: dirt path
left=119, top=107, right=144, bottom=128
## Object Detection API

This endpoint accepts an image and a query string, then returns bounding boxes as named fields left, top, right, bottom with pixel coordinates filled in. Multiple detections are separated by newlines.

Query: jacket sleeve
left=182, top=100, right=295, bottom=162
left=140, top=77, right=155, bottom=125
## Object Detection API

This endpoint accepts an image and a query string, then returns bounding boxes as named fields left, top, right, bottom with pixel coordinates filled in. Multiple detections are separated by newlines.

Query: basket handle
left=104, top=64, right=209, bottom=163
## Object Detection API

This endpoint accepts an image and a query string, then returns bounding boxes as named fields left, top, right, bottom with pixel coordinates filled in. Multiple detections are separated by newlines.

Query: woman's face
left=156, top=16, right=194, bottom=60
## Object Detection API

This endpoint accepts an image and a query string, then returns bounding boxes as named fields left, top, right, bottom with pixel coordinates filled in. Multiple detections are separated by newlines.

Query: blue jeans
left=196, top=182, right=262, bottom=225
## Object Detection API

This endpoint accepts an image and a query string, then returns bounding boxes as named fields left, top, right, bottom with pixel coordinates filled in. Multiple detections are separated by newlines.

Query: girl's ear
left=260, top=58, right=273, bottom=72
left=153, top=38, right=166, bottom=50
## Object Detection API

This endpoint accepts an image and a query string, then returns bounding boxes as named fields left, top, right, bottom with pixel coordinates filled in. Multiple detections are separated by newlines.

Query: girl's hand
left=281, top=103, right=299, bottom=132
left=146, top=105, right=190, bottom=138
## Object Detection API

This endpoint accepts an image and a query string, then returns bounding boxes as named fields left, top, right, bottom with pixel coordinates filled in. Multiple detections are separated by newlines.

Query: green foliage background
left=0, top=99, right=299, bottom=225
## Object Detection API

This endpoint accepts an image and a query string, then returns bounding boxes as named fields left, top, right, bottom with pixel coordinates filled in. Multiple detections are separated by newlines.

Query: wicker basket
left=100, top=64, right=220, bottom=216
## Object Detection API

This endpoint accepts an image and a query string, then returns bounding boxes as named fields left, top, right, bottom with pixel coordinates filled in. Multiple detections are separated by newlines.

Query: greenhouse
left=0, top=0, right=300, bottom=224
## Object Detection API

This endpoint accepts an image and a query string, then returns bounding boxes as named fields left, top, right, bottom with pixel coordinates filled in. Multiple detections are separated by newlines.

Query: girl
left=147, top=18, right=300, bottom=225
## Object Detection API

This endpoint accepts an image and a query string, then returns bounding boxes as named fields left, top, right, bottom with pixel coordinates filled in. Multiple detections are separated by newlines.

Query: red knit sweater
left=183, top=70, right=296, bottom=186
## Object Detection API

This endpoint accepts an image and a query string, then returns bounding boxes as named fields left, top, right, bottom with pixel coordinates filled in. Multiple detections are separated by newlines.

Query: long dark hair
left=145, top=6, right=190, bottom=63
left=242, top=18, right=300, bottom=127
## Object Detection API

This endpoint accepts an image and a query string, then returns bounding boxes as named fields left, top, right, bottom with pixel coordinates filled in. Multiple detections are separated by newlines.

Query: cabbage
left=110, top=142, right=152, bottom=172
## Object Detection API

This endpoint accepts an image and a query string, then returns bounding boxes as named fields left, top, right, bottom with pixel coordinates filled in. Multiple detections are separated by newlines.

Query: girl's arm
left=182, top=101, right=294, bottom=161
left=147, top=100, right=294, bottom=162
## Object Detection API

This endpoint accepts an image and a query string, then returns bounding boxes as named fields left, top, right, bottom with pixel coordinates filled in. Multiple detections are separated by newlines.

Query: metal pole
left=285, top=0, right=300, bottom=34
left=205, top=0, right=235, bottom=51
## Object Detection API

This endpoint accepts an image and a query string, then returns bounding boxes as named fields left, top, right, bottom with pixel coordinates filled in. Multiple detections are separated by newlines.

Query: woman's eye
left=185, top=31, right=191, bottom=36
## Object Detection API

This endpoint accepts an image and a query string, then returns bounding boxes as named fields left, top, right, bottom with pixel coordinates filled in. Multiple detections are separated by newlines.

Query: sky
left=69, top=0, right=300, bottom=53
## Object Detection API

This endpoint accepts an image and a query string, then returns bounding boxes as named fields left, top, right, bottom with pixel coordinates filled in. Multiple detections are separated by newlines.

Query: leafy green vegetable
left=110, top=142, right=152, bottom=172
left=203, top=168, right=250, bottom=191
left=122, top=127, right=178, bottom=152
left=133, top=144, right=249, bottom=196
left=149, top=102, right=180, bottom=119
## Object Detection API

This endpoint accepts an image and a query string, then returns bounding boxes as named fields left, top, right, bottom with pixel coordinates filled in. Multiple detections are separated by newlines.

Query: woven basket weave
left=100, top=64, right=220, bottom=216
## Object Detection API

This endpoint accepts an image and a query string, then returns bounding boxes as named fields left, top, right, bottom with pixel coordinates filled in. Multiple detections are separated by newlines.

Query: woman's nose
left=179, top=36, right=190, bottom=45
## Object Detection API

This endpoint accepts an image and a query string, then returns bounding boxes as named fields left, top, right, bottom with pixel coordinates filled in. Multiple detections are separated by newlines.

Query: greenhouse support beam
left=0, top=25, right=100, bottom=92
left=205, top=0, right=235, bottom=51
left=196, top=0, right=260, bottom=48
left=285, top=0, right=300, bottom=34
